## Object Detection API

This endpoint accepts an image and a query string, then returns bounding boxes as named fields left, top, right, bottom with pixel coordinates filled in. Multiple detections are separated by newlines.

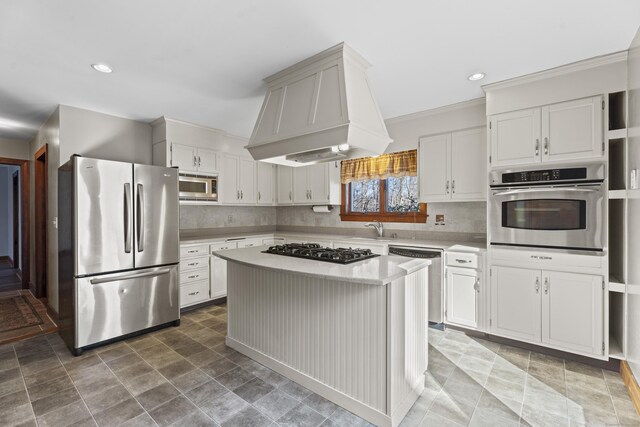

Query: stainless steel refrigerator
left=58, top=156, right=180, bottom=356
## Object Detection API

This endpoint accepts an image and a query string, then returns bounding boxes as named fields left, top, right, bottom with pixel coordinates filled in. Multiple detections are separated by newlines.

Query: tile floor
left=0, top=302, right=637, bottom=427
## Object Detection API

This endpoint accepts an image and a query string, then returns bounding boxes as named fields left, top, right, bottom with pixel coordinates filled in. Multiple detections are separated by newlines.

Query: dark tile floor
left=0, top=302, right=637, bottom=426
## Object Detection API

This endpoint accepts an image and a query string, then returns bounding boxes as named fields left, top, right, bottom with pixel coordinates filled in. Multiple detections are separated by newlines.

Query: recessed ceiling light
left=467, top=72, right=485, bottom=81
left=91, top=63, right=113, bottom=73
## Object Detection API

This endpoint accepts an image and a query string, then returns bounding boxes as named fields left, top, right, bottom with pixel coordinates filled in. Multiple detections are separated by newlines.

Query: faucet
left=365, top=221, right=384, bottom=238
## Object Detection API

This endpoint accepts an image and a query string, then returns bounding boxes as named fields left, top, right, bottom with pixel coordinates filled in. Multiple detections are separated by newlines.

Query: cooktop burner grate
left=262, top=243, right=380, bottom=264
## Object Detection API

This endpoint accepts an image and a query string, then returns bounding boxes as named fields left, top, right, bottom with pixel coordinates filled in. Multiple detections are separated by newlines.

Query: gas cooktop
left=263, top=243, right=380, bottom=264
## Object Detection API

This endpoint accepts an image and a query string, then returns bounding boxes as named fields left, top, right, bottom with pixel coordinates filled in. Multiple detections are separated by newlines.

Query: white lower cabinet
left=180, top=281, right=209, bottom=307
left=210, top=255, right=227, bottom=299
left=490, top=266, right=604, bottom=357
left=445, top=267, right=479, bottom=329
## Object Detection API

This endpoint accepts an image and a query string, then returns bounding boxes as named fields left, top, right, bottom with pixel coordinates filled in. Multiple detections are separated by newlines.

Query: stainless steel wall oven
left=489, top=164, right=605, bottom=252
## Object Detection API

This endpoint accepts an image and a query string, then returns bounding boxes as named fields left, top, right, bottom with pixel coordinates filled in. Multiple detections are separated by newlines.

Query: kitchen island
left=214, top=246, right=430, bottom=427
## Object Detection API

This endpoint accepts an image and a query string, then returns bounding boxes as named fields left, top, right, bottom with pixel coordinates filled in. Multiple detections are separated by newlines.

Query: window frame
left=340, top=177, right=427, bottom=223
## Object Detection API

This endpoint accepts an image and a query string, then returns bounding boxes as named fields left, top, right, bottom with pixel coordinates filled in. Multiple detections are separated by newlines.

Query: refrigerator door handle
left=124, top=183, right=132, bottom=253
left=89, top=267, right=172, bottom=285
left=137, top=183, right=144, bottom=252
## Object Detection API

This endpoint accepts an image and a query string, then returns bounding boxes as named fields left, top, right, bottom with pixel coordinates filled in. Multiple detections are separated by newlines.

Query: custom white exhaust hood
left=247, top=43, right=393, bottom=166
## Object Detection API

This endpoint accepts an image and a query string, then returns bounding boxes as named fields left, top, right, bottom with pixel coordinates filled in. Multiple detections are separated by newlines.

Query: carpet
left=0, top=295, right=44, bottom=332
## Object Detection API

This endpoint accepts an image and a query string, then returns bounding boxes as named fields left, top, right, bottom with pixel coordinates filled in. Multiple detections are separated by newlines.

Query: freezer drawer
left=75, top=265, right=179, bottom=348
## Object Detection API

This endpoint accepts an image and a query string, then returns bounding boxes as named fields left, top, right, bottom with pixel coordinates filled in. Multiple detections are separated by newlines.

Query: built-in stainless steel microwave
left=489, top=164, right=605, bottom=252
left=178, top=173, right=217, bottom=202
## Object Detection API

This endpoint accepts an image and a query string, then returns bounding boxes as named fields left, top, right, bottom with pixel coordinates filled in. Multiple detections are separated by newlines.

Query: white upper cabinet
left=277, top=166, right=293, bottom=205
left=171, top=143, right=198, bottom=171
left=489, top=96, right=603, bottom=168
left=541, top=96, right=604, bottom=163
left=489, top=108, right=541, bottom=168
left=197, top=148, right=219, bottom=174
left=450, top=128, right=487, bottom=200
left=238, top=158, right=257, bottom=204
left=419, top=134, right=450, bottom=201
left=219, top=154, right=239, bottom=203
left=257, top=162, right=275, bottom=205
left=419, top=127, right=486, bottom=202
left=287, top=162, right=341, bottom=205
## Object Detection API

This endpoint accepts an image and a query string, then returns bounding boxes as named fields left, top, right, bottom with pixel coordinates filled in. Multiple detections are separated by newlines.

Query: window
left=340, top=150, right=426, bottom=223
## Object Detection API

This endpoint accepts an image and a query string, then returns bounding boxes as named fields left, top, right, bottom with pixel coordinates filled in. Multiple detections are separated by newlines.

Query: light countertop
left=180, top=231, right=486, bottom=252
left=213, top=246, right=431, bottom=286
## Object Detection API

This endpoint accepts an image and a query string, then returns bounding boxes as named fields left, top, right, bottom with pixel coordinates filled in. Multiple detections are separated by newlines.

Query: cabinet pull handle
left=198, top=156, right=201, bottom=167
left=544, top=137, right=549, bottom=155
left=474, top=277, right=480, bottom=293
left=188, top=291, right=199, bottom=296
left=535, top=138, right=540, bottom=156
left=289, top=191, right=292, bottom=200
left=236, top=190, right=240, bottom=200
left=258, top=191, right=261, bottom=201
left=455, top=259, right=471, bottom=263
left=535, top=277, right=540, bottom=294
left=187, top=250, right=198, bottom=253
left=193, top=156, right=197, bottom=167
left=188, top=275, right=198, bottom=279
left=445, top=181, right=450, bottom=194
left=187, top=262, right=197, bottom=266
left=241, top=190, right=243, bottom=199
left=544, top=277, right=549, bottom=294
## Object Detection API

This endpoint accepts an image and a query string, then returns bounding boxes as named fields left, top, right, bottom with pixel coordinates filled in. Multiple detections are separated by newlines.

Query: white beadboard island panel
left=224, top=254, right=429, bottom=427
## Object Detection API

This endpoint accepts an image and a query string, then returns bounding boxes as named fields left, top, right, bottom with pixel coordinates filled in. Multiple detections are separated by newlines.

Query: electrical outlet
left=435, top=214, right=445, bottom=225
left=228, top=215, right=234, bottom=224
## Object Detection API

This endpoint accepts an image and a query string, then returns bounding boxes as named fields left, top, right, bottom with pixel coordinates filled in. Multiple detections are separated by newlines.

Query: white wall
left=626, top=26, right=640, bottom=380
left=59, top=105, right=152, bottom=166
left=0, top=138, right=30, bottom=160
left=30, top=105, right=152, bottom=313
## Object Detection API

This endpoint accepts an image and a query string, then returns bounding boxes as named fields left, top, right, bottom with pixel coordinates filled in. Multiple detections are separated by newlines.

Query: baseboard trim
left=621, top=361, right=640, bottom=416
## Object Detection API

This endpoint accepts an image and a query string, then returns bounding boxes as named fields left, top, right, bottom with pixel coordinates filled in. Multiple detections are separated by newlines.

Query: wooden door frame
left=34, top=144, right=48, bottom=298
left=0, top=156, right=30, bottom=290
left=12, top=171, right=19, bottom=268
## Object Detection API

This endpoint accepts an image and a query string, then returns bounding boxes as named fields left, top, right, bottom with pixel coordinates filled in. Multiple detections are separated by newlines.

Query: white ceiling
left=1, top=0, right=639, bottom=141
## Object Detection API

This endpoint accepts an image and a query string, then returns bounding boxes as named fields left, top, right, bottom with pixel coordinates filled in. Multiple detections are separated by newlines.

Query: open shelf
left=609, top=291, right=625, bottom=360
left=610, top=334, right=624, bottom=360
left=609, top=198, right=626, bottom=284
left=609, top=274, right=626, bottom=293
left=609, top=138, right=627, bottom=191
left=609, top=91, right=627, bottom=131
left=609, top=190, right=627, bottom=199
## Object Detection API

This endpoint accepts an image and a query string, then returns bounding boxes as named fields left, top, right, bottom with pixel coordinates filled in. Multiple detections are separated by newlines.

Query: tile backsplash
left=180, top=202, right=486, bottom=241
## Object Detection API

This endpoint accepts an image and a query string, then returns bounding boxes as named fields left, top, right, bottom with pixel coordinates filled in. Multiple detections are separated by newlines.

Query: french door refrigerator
left=58, top=156, right=180, bottom=356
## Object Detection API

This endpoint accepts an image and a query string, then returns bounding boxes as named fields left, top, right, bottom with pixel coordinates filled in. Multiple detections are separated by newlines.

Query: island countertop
left=213, top=246, right=431, bottom=286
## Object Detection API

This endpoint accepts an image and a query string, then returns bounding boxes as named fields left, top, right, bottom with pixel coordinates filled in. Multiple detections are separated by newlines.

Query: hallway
left=0, top=257, right=21, bottom=292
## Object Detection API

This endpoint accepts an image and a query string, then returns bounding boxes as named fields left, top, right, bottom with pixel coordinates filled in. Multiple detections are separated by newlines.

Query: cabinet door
left=542, top=271, right=603, bottom=357
left=210, top=255, right=227, bottom=298
left=171, top=143, right=196, bottom=172
left=219, top=154, right=239, bottom=203
left=419, top=134, right=451, bottom=201
left=292, top=167, right=309, bottom=203
left=445, top=267, right=478, bottom=329
left=490, top=108, right=541, bottom=167
left=308, top=163, right=329, bottom=203
left=542, top=96, right=603, bottom=163
left=257, top=162, right=275, bottom=205
left=451, top=128, right=486, bottom=200
left=238, top=158, right=257, bottom=204
left=277, top=166, right=293, bottom=205
left=197, top=148, right=218, bottom=174
left=491, top=266, right=541, bottom=343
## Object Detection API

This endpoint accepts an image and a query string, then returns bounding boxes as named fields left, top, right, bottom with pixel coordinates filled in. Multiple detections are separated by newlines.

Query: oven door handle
left=491, top=187, right=600, bottom=197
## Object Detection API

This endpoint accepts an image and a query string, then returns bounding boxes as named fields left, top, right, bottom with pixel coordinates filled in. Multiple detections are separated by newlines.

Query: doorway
left=34, top=145, right=47, bottom=299
left=0, top=157, right=29, bottom=291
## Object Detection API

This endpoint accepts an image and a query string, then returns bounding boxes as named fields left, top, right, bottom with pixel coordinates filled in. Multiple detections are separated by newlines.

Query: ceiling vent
left=247, top=43, right=393, bottom=166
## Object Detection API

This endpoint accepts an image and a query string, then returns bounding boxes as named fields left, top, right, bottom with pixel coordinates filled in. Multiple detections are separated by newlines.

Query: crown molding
left=482, top=50, right=628, bottom=92
left=384, top=98, right=486, bottom=125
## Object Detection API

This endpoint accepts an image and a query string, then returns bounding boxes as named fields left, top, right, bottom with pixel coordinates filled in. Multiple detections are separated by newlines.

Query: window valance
left=340, top=149, right=417, bottom=184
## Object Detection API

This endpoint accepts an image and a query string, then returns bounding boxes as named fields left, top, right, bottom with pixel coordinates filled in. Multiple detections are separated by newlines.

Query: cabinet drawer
left=180, top=256, right=209, bottom=271
left=210, top=241, right=238, bottom=252
left=180, top=244, right=209, bottom=258
left=237, top=238, right=264, bottom=248
left=446, top=252, right=479, bottom=269
left=180, top=268, right=209, bottom=284
left=180, top=281, right=209, bottom=307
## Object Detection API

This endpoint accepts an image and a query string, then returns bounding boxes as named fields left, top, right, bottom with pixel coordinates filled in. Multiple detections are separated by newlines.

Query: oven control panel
left=500, top=167, right=586, bottom=184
